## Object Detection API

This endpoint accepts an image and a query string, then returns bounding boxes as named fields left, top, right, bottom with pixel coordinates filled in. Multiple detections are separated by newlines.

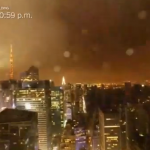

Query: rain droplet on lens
left=63, top=51, right=70, bottom=58
left=138, top=10, right=147, bottom=19
left=54, top=66, right=61, bottom=72
left=126, top=48, right=134, bottom=56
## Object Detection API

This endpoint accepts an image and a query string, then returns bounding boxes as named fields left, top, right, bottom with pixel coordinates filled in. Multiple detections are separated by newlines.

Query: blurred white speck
left=63, top=51, right=70, bottom=58
left=126, top=48, right=134, bottom=56
left=138, top=10, right=147, bottom=19
left=54, top=66, right=61, bottom=72
left=81, top=29, right=88, bottom=35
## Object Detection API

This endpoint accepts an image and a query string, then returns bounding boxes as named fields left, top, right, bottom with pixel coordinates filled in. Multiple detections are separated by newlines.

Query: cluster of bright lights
left=82, top=96, right=86, bottom=113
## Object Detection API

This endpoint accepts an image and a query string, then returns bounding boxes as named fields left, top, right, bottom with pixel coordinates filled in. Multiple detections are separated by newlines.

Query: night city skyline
left=1, top=1, right=150, bottom=150
left=0, top=0, right=150, bottom=84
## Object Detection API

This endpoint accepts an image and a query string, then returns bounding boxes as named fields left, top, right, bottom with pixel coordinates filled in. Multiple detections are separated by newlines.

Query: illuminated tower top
left=62, top=76, right=66, bottom=85
left=9, top=44, right=14, bottom=79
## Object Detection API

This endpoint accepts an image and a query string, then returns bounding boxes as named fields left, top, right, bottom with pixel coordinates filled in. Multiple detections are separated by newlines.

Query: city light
left=25, top=103, right=31, bottom=109
left=82, top=96, right=86, bottom=113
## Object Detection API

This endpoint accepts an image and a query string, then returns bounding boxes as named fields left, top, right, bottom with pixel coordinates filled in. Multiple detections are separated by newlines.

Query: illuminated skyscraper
left=62, top=84, right=73, bottom=123
left=51, top=86, right=64, bottom=135
left=15, top=80, right=52, bottom=150
left=75, top=127, right=92, bottom=150
left=20, top=66, right=41, bottom=89
left=27, top=66, right=39, bottom=80
left=62, top=83, right=87, bottom=125
left=60, top=120, right=75, bottom=150
left=72, top=84, right=85, bottom=114
left=51, top=86, right=64, bottom=150
left=20, top=66, right=39, bottom=81
left=125, top=104, right=150, bottom=150
left=99, top=109, right=121, bottom=150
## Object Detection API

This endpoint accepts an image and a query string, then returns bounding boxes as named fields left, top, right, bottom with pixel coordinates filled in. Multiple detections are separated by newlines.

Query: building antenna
left=9, top=44, right=14, bottom=79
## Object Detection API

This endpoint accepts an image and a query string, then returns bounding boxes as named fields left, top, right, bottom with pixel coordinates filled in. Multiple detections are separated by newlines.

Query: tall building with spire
left=62, top=76, right=66, bottom=85
left=9, top=44, right=14, bottom=79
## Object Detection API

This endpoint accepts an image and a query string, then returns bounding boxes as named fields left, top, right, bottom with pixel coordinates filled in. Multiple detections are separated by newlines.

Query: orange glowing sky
left=0, top=0, right=150, bottom=84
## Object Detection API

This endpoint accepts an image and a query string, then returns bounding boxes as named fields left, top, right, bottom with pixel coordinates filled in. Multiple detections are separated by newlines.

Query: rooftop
left=51, top=86, right=63, bottom=91
left=0, top=108, right=37, bottom=123
left=100, top=107, right=119, bottom=114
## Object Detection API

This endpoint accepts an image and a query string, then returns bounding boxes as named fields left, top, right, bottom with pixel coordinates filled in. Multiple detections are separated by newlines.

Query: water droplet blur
left=63, top=51, right=70, bottom=58
left=54, top=66, right=61, bottom=72
left=138, top=10, right=147, bottom=19
left=126, top=48, right=134, bottom=56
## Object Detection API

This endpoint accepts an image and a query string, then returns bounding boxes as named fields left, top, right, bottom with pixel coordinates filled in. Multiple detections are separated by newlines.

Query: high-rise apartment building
left=99, top=109, right=121, bottom=150
left=75, top=127, right=92, bottom=150
left=125, top=103, right=150, bottom=150
left=125, top=104, right=138, bottom=150
left=92, top=134, right=100, bottom=150
left=60, top=120, right=75, bottom=150
left=51, top=86, right=64, bottom=135
left=118, top=105, right=127, bottom=150
left=63, top=83, right=87, bottom=125
left=15, top=80, right=52, bottom=150
left=72, top=84, right=85, bottom=114
left=0, top=108, right=38, bottom=150
left=91, top=114, right=100, bottom=150
left=63, top=84, right=73, bottom=123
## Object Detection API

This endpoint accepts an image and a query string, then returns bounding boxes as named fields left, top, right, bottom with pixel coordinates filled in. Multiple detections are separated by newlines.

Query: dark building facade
left=0, top=80, right=17, bottom=111
left=0, top=108, right=38, bottom=150
left=99, top=109, right=121, bottom=150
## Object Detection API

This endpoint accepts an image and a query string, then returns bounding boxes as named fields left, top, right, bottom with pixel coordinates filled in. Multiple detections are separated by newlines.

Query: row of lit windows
left=51, top=91, right=63, bottom=96
left=51, top=101, right=60, bottom=109
left=17, top=98, right=43, bottom=101
left=18, top=89, right=44, bottom=92
left=13, top=142, right=26, bottom=145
